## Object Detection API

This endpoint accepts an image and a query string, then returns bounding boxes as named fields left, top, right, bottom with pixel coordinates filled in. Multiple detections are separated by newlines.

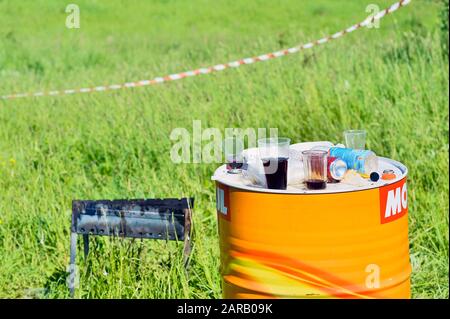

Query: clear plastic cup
left=257, top=137, right=290, bottom=190
left=223, top=137, right=244, bottom=174
left=302, top=150, right=328, bottom=190
left=344, top=129, right=366, bottom=150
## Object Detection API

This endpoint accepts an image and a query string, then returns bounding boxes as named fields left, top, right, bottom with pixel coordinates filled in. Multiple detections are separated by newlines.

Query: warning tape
left=1, top=0, right=411, bottom=100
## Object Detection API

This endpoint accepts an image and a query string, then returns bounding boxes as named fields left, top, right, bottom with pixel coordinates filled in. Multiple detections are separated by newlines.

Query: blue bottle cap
left=370, top=172, right=380, bottom=182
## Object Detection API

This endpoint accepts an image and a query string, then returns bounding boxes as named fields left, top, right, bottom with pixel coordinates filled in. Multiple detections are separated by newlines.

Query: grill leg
left=183, top=208, right=192, bottom=269
left=69, top=232, right=77, bottom=298
left=83, top=234, right=89, bottom=258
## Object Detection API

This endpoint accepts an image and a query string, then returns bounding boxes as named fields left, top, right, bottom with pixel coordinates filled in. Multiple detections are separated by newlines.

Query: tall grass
left=0, top=0, right=448, bottom=298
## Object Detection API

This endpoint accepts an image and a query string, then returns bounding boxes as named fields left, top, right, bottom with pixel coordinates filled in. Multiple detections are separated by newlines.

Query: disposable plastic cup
left=258, top=138, right=290, bottom=190
left=223, top=137, right=244, bottom=174
left=302, top=150, right=328, bottom=190
left=344, top=129, right=366, bottom=150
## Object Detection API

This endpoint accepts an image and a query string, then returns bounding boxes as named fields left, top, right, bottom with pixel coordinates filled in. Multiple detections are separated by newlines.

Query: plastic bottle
left=328, top=147, right=378, bottom=175
left=310, top=145, right=378, bottom=175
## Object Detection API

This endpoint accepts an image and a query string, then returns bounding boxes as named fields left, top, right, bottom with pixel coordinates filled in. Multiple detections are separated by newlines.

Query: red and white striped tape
left=1, top=0, right=411, bottom=100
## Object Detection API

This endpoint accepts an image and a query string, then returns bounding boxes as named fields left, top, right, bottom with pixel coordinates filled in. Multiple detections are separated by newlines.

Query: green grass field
left=0, top=0, right=448, bottom=298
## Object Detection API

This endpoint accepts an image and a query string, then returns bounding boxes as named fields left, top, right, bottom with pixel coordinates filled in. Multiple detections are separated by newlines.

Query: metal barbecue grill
left=69, top=198, right=194, bottom=297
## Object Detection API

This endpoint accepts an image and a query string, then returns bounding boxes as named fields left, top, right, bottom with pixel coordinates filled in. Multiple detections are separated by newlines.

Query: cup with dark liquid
left=223, top=136, right=244, bottom=174
left=302, top=150, right=328, bottom=190
left=258, top=137, right=290, bottom=190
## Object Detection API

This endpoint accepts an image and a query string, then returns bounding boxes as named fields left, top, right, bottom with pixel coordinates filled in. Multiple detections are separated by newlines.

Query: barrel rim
left=213, top=157, right=408, bottom=195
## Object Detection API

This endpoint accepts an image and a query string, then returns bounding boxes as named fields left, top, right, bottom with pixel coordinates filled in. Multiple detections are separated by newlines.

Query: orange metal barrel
left=214, top=159, right=410, bottom=299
